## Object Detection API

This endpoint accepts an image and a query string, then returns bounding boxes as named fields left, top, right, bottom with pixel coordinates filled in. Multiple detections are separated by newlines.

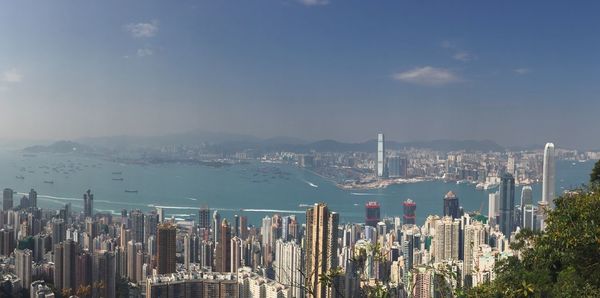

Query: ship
left=124, top=190, right=138, bottom=193
left=44, top=180, right=54, bottom=184
left=112, top=171, right=123, bottom=175
left=112, top=178, right=124, bottom=181
left=15, top=175, right=25, bottom=179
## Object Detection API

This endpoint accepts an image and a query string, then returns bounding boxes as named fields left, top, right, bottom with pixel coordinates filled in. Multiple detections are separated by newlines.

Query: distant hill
left=23, top=140, right=95, bottom=154
left=25, top=132, right=505, bottom=154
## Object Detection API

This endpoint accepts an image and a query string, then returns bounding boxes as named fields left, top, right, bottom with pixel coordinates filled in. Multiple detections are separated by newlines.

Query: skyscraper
left=498, top=173, right=515, bottom=236
left=213, top=210, right=221, bottom=243
left=216, top=219, right=232, bottom=272
left=434, top=217, right=460, bottom=262
left=15, top=249, right=32, bottom=290
left=29, top=188, right=37, bottom=209
left=83, top=189, right=94, bottom=218
left=377, top=133, right=385, bottom=178
left=365, top=201, right=381, bottom=227
left=542, top=143, right=556, bottom=208
left=305, top=203, right=339, bottom=298
left=403, top=199, right=416, bottom=225
left=520, top=186, right=533, bottom=208
left=443, top=191, right=460, bottom=219
left=2, top=188, right=13, bottom=211
left=198, top=205, right=210, bottom=229
left=156, top=223, right=176, bottom=274
left=129, top=210, right=145, bottom=244
left=488, top=191, right=499, bottom=226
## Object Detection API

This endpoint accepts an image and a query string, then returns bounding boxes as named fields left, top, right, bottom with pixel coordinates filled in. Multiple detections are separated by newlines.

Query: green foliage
left=469, top=185, right=600, bottom=297
left=591, top=159, right=600, bottom=184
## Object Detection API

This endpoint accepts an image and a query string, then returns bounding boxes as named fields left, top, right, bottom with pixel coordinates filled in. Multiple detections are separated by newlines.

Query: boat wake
left=350, top=192, right=383, bottom=196
left=303, top=180, right=318, bottom=188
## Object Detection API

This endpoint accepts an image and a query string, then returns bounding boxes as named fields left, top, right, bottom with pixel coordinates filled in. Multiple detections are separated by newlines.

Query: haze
left=1, top=1, right=599, bottom=148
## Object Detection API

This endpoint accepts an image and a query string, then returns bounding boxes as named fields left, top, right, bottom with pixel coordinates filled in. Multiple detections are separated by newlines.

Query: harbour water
left=0, top=150, right=594, bottom=226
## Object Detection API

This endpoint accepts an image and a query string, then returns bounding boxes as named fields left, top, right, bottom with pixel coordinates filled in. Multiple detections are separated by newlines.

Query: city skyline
left=1, top=1, right=599, bottom=148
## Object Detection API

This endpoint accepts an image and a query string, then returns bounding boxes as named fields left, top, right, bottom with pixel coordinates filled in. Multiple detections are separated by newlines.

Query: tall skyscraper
left=434, top=217, right=460, bottom=262
left=387, top=156, right=408, bottom=178
left=520, top=186, right=533, bottom=228
left=198, top=205, right=210, bottom=229
left=2, top=188, right=13, bottom=211
left=29, top=188, right=37, bottom=209
left=488, top=191, right=499, bottom=226
left=156, top=223, right=176, bottom=274
left=305, top=203, right=339, bottom=298
left=443, top=191, right=460, bottom=219
left=275, top=239, right=304, bottom=298
left=216, top=219, right=232, bottom=272
left=499, top=173, right=516, bottom=236
left=213, top=210, right=221, bottom=243
left=377, top=133, right=385, bottom=178
left=542, top=142, right=556, bottom=208
left=403, top=199, right=416, bottom=225
left=15, top=249, right=32, bottom=290
left=365, top=201, right=381, bottom=227
left=129, top=210, right=145, bottom=244
left=83, top=189, right=94, bottom=218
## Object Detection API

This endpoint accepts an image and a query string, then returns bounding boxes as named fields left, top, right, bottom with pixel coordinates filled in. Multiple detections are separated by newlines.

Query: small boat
left=124, top=190, right=138, bottom=193
left=15, top=175, right=24, bottom=179
left=112, top=178, right=124, bottom=181
left=112, top=171, right=123, bottom=175
left=44, top=180, right=54, bottom=184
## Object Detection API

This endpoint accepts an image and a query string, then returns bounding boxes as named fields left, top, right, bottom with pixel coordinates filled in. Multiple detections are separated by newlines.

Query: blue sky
left=0, top=0, right=599, bottom=148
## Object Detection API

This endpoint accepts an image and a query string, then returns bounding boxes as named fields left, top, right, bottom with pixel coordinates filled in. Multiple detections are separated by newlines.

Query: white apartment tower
left=377, top=133, right=385, bottom=178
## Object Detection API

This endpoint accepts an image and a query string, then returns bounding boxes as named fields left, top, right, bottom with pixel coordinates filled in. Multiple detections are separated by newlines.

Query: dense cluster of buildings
left=0, top=139, right=560, bottom=297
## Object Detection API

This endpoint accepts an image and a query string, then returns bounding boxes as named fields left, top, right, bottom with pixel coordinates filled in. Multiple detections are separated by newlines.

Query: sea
left=0, top=150, right=594, bottom=227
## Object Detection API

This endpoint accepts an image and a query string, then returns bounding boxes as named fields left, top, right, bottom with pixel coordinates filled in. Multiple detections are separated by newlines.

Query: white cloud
left=514, top=68, right=531, bottom=75
left=393, top=66, right=461, bottom=86
left=125, top=21, right=159, bottom=38
left=1, top=68, right=23, bottom=83
left=441, top=40, right=475, bottom=62
left=298, top=0, right=329, bottom=6
left=137, top=48, right=154, bottom=57
left=453, top=51, right=473, bottom=62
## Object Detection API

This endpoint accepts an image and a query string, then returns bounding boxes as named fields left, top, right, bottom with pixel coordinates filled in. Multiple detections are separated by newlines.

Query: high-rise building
left=156, top=223, right=176, bottom=274
left=377, top=133, right=386, bottom=178
left=93, top=250, right=117, bottom=298
left=365, top=201, right=381, bottom=227
left=274, top=240, right=304, bottom=298
left=156, top=207, right=165, bottom=223
left=129, top=210, right=145, bottom=244
left=488, top=191, right=499, bottom=226
left=29, top=188, right=38, bottom=209
left=216, top=219, right=232, bottom=272
left=443, top=191, right=460, bottom=219
left=542, top=143, right=556, bottom=208
left=434, top=217, right=460, bottom=262
left=2, top=188, right=13, bottom=211
left=198, top=206, right=210, bottom=229
left=305, top=203, right=339, bottom=298
left=83, top=189, right=94, bottom=218
left=213, top=210, right=221, bottom=243
left=387, top=156, right=408, bottom=178
left=498, top=173, right=515, bottom=236
left=520, top=186, right=533, bottom=208
left=239, top=215, right=248, bottom=240
left=403, top=199, right=416, bottom=225
left=15, top=249, right=32, bottom=290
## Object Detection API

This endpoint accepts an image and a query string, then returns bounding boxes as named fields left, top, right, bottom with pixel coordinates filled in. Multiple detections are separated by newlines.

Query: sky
left=0, top=0, right=599, bottom=148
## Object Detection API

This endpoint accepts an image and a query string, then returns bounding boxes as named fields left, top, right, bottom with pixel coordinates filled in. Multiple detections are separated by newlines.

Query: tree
left=591, top=159, right=600, bottom=184
left=469, top=184, right=600, bottom=297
